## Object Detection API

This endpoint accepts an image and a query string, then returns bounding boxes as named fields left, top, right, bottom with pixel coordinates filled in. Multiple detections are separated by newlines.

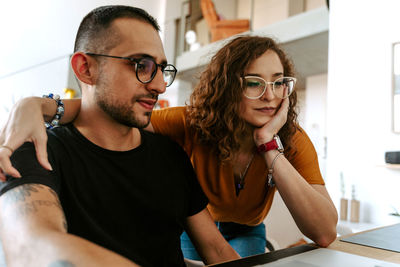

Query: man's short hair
left=74, top=5, right=160, bottom=54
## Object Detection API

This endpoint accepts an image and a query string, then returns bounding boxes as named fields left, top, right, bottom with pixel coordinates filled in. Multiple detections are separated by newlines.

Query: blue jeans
left=181, top=222, right=266, bottom=260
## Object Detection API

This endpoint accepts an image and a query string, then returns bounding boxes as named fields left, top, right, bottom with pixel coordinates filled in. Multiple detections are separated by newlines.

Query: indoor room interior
left=0, top=0, right=399, bottom=266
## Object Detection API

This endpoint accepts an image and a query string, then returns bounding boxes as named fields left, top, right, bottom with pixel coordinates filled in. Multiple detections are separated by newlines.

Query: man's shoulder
left=141, top=129, right=187, bottom=159
left=45, top=124, right=79, bottom=147
left=142, top=128, right=172, bottom=141
left=47, top=123, right=74, bottom=138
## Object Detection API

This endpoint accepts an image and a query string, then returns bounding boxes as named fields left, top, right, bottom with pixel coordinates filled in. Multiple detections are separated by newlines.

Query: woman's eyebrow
left=245, top=72, right=284, bottom=77
left=272, top=72, right=284, bottom=77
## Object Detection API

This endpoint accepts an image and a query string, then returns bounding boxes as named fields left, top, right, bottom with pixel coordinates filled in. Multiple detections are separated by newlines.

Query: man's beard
left=97, top=95, right=152, bottom=128
left=94, top=76, right=156, bottom=128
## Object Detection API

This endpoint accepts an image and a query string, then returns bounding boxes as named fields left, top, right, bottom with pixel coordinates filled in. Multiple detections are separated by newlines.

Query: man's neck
left=73, top=105, right=142, bottom=152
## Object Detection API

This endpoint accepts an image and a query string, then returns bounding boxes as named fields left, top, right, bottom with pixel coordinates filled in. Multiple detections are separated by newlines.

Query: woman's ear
left=70, top=52, right=97, bottom=85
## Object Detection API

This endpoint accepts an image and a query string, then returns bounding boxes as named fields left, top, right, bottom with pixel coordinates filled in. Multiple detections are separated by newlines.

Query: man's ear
left=70, top=52, right=97, bottom=85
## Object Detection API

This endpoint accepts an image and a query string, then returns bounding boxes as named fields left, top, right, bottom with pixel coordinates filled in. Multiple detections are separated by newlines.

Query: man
left=0, top=5, right=239, bottom=266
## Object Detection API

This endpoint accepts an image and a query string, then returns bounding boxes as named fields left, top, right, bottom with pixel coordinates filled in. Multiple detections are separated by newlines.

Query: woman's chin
left=249, top=118, right=272, bottom=128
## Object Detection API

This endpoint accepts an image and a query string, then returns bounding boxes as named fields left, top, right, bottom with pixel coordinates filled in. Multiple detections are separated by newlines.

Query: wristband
left=42, top=93, right=64, bottom=129
left=257, top=134, right=284, bottom=153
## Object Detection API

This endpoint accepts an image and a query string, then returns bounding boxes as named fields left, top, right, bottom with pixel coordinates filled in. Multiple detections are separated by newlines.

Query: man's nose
left=146, top=68, right=167, bottom=94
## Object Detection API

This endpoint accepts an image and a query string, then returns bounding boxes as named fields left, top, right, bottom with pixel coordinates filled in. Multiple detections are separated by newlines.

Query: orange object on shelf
left=200, top=0, right=250, bottom=42
left=158, top=99, right=170, bottom=109
left=64, top=88, right=77, bottom=99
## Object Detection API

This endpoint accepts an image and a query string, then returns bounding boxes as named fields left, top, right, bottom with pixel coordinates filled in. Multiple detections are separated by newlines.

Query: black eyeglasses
left=85, top=53, right=177, bottom=87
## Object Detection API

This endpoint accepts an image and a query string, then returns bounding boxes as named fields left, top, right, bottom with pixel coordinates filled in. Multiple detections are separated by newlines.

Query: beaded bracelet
left=266, top=152, right=284, bottom=187
left=42, top=93, right=64, bottom=129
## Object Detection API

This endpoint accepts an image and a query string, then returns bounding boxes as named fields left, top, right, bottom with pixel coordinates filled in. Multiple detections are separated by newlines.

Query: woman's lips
left=255, top=107, right=276, bottom=115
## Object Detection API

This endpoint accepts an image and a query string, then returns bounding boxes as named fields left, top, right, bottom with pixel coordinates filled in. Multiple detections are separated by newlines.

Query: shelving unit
left=175, top=7, right=329, bottom=88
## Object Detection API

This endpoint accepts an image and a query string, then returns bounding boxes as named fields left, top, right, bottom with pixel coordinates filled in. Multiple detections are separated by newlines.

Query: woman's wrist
left=42, top=94, right=64, bottom=129
left=40, top=96, right=59, bottom=122
left=14, top=97, right=53, bottom=122
left=253, top=133, right=274, bottom=147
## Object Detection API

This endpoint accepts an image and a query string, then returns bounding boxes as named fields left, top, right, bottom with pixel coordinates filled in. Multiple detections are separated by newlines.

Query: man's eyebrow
left=127, top=53, right=168, bottom=65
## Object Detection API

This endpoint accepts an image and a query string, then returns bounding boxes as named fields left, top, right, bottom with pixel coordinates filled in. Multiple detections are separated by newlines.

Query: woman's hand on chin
left=253, top=97, right=289, bottom=146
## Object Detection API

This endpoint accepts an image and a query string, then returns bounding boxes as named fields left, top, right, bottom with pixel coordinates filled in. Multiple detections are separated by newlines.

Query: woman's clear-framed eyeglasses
left=85, top=53, right=177, bottom=87
left=243, top=76, right=296, bottom=99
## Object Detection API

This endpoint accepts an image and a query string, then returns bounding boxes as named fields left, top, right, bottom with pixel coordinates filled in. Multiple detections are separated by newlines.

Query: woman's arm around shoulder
left=0, top=97, right=81, bottom=179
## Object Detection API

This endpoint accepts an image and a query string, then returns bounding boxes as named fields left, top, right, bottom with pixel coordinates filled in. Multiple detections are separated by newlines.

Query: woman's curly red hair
left=187, top=35, right=299, bottom=162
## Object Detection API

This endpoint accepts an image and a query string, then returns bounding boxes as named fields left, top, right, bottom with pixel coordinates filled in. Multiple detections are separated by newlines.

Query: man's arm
left=0, top=184, right=139, bottom=267
left=184, top=208, right=240, bottom=265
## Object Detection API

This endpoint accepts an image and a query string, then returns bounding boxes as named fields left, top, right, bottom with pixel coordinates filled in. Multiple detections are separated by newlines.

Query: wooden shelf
left=175, top=7, right=329, bottom=87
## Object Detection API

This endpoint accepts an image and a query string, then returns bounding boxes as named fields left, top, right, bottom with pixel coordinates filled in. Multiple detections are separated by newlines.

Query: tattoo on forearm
left=48, top=260, right=75, bottom=267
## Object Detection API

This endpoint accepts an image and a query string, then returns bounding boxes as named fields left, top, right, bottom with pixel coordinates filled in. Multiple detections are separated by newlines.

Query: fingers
left=34, top=135, right=53, bottom=171
left=0, top=128, right=5, bottom=145
left=0, top=147, right=21, bottom=179
left=253, top=97, right=291, bottom=145
left=277, top=97, right=289, bottom=115
left=1, top=137, right=28, bottom=179
left=0, top=171, right=6, bottom=182
left=282, top=96, right=290, bottom=111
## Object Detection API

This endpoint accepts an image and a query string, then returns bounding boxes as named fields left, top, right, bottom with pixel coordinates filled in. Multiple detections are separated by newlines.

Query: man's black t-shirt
left=0, top=124, right=208, bottom=266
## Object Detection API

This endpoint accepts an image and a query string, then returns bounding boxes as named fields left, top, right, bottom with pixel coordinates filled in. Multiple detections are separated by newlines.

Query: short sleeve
left=0, top=142, right=59, bottom=196
left=288, top=128, right=325, bottom=185
left=151, top=107, right=187, bottom=147
left=186, top=172, right=208, bottom=217
left=173, top=141, right=208, bottom=217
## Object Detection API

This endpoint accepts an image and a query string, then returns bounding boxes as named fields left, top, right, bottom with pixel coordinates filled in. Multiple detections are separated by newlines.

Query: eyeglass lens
left=163, top=65, right=176, bottom=87
left=136, top=58, right=176, bottom=87
left=244, top=76, right=295, bottom=99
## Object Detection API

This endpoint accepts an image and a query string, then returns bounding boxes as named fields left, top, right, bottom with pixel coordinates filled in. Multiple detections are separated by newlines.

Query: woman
left=0, top=36, right=337, bottom=259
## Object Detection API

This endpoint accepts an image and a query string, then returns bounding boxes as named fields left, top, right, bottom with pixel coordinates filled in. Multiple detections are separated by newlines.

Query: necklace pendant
left=236, top=182, right=244, bottom=196
left=235, top=152, right=255, bottom=196
left=237, top=183, right=244, bottom=190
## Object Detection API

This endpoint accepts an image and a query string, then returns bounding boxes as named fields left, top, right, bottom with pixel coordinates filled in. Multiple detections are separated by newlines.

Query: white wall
left=237, top=0, right=289, bottom=30
left=0, top=0, right=165, bottom=125
left=214, top=0, right=238, bottom=20
left=327, top=0, right=400, bottom=225
left=237, top=0, right=325, bottom=31
left=303, top=74, right=327, bottom=177
left=159, top=79, right=193, bottom=107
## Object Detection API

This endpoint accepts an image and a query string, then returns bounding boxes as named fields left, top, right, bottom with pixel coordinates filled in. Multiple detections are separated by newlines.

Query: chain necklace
left=235, top=153, right=255, bottom=196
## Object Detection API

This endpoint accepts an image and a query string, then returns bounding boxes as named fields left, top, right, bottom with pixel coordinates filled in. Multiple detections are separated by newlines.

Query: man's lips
left=137, top=99, right=157, bottom=110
